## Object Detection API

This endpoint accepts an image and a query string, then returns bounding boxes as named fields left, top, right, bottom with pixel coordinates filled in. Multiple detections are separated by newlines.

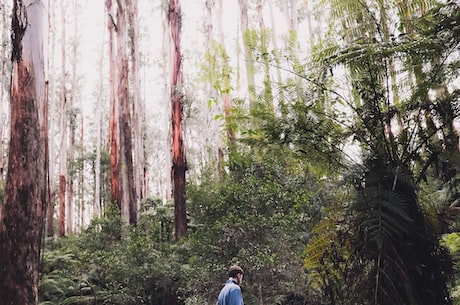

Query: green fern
left=356, top=187, right=412, bottom=248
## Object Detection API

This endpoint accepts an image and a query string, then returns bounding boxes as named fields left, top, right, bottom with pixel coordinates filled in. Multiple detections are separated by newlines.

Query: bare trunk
left=169, top=0, right=187, bottom=240
left=66, top=125, right=74, bottom=235
left=106, top=0, right=120, bottom=209
left=116, top=0, right=136, bottom=224
left=78, top=106, right=84, bottom=229
left=58, top=0, right=67, bottom=237
left=0, top=1, right=47, bottom=303
left=46, top=0, right=56, bottom=237
left=0, top=2, right=10, bottom=182
left=94, top=17, right=106, bottom=218
left=66, top=1, right=81, bottom=234
left=128, top=0, right=144, bottom=211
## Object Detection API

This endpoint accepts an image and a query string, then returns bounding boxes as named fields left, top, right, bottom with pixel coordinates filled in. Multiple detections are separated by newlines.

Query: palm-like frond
left=355, top=187, right=412, bottom=248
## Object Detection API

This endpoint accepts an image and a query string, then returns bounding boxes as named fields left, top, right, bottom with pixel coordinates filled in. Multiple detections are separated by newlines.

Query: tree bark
left=58, top=0, right=67, bottom=237
left=0, top=2, right=10, bottom=182
left=168, top=0, right=187, bottom=240
left=0, top=1, right=47, bottom=304
left=116, top=0, right=137, bottom=224
left=106, top=0, right=120, bottom=210
left=66, top=0, right=79, bottom=235
left=127, top=0, right=144, bottom=212
left=94, top=11, right=106, bottom=218
left=46, top=0, right=56, bottom=237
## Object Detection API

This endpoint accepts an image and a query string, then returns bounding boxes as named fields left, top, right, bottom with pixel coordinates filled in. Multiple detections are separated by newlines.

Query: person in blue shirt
left=217, top=265, right=244, bottom=305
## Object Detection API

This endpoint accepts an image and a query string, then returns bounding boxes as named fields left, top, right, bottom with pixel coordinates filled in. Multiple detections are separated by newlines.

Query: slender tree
left=0, top=0, right=48, bottom=303
left=58, top=0, right=67, bottom=237
left=115, top=0, right=137, bottom=224
left=127, top=0, right=144, bottom=211
left=217, top=0, right=236, bottom=150
left=45, top=0, right=56, bottom=238
left=107, top=0, right=120, bottom=213
left=94, top=12, right=107, bottom=218
left=66, top=0, right=80, bottom=235
left=202, top=0, right=226, bottom=169
left=0, top=1, right=11, bottom=182
left=168, top=0, right=187, bottom=240
left=238, top=0, right=257, bottom=115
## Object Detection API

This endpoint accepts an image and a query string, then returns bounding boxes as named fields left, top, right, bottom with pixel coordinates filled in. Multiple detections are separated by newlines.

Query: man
left=217, top=265, right=244, bottom=305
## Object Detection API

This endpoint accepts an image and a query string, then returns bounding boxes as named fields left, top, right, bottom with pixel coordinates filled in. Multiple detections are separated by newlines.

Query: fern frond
left=355, top=187, right=412, bottom=248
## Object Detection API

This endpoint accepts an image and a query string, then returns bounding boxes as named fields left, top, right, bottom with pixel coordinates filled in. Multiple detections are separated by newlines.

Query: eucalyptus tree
left=58, top=0, right=68, bottom=237
left=168, top=0, right=187, bottom=240
left=0, top=0, right=48, bottom=303
left=127, top=0, right=145, bottom=210
left=106, top=0, right=120, bottom=218
left=46, top=0, right=57, bottom=237
left=216, top=0, right=236, bottom=151
left=116, top=0, right=137, bottom=225
left=0, top=1, right=11, bottom=183
left=106, top=0, right=137, bottom=225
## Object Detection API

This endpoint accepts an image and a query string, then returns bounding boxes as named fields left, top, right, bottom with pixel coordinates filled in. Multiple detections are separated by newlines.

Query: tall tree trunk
left=66, top=1, right=79, bottom=235
left=0, top=1, right=47, bottom=304
left=58, top=0, right=67, bottom=237
left=106, top=0, right=120, bottom=210
left=128, top=0, right=144, bottom=211
left=168, top=0, right=187, bottom=240
left=94, top=16, right=106, bottom=218
left=46, top=0, right=56, bottom=237
left=116, top=0, right=136, bottom=224
left=217, top=0, right=235, bottom=150
left=238, top=0, right=257, bottom=116
left=79, top=110, right=84, bottom=230
left=0, top=1, right=10, bottom=182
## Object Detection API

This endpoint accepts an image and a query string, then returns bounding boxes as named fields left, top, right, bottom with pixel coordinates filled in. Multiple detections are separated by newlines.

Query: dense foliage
left=37, top=1, right=459, bottom=305
left=39, top=153, right=330, bottom=305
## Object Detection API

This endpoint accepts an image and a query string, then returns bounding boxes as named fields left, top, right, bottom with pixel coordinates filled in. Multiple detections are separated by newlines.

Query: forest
left=0, top=0, right=459, bottom=305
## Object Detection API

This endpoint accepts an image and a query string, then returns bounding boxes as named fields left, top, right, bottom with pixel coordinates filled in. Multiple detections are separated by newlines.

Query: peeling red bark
left=0, top=2, right=47, bottom=303
left=169, top=0, right=187, bottom=240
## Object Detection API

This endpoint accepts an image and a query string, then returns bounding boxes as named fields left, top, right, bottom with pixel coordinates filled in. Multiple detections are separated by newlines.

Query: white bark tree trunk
left=58, top=0, right=68, bottom=237
left=115, top=0, right=136, bottom=224
left=128, top=0, right=144, bottom=214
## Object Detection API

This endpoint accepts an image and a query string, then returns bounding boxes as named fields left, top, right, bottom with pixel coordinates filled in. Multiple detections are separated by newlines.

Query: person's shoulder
left=227, top=282, right=241, bottom=290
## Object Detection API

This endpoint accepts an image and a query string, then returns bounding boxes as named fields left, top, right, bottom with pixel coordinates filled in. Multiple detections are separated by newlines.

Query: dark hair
left=228, top=265, right=244, bottom=278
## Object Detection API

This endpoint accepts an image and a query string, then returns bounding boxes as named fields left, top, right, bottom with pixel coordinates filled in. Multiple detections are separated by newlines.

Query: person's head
left=228, top=265, right=244, bottom=284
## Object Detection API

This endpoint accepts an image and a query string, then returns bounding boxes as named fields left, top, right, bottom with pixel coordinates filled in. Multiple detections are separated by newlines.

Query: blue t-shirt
left=217, top=279, right=244, bottom=305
